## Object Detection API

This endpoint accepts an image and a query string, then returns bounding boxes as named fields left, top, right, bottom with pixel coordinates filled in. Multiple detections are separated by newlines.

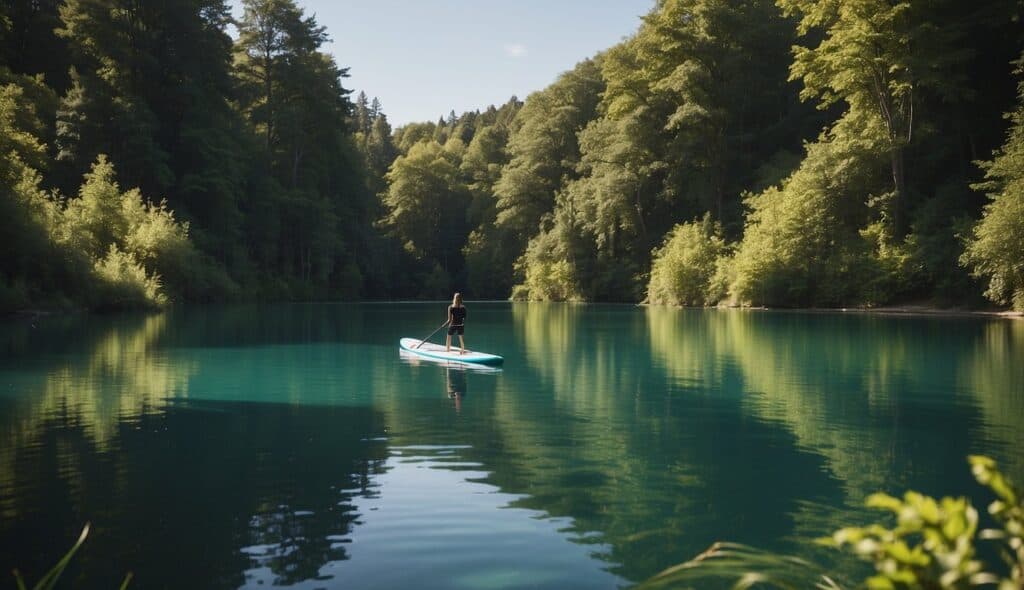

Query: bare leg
left=459, top=335, right=465, bottom=354
left=446, top=334, right=451, bottom=351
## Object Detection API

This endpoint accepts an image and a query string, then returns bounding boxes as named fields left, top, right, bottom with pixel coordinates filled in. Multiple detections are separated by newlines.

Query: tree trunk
left=890, top=147, right=906, bottom=241
left=634, top=181, right=647, bottom=243
left=292, top=146, right=303, bottom=187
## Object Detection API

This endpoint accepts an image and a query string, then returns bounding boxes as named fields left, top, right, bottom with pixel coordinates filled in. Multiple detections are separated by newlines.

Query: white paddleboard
left=399, top=338, right=504, bottom=366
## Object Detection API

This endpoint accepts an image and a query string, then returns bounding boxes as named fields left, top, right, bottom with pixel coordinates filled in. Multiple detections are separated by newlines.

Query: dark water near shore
left=1, top=303, right=1021, bottom=589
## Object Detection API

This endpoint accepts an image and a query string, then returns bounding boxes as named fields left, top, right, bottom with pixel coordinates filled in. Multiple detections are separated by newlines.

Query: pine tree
left=354, top=91, right=371, bottom=136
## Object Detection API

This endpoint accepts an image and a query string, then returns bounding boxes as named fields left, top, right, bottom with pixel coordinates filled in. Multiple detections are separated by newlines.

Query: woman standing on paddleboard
left=446, top=293, right=467, bottom=354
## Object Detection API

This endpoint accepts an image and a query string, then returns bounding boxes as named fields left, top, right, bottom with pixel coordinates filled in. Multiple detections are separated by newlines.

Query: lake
left=1, top=303, right=1022, bottom=589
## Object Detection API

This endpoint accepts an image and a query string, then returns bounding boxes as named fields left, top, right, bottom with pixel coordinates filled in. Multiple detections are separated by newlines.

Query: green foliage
left=420, top=263, right=452, bottom=300
left=604, top=0, right=801, bottom=232
left=779, top=0, right=972, bottom=240
left=60, top=155, right=128, bottom=257
left=0, top=79, right=62, bottom=308
left=511, top=221, right=583, bottom=302
left=232, top=0, right=373, bottom=298
left=122, top=197, right=193, bottom=282
left=462, top=222, right=517, bottom=299
left=823, top=456, right=1024, bottom=589
left=122, top=193, right=236, bottom=301
left=1, top=0, right=1022, bottom=306
left=90, top=245, right=166, bottom=310
left=394, top=121, right=437, bottom=153
left=647, top=215, right=729, bottom=306
left=509, top=0, right=809, bottom=302
left=364, top=113, right=397, bottom=189
left=730, top=119, right=889, bottom=307
left=58, top=156, right=229, bottom=306
left=494, top=59, right=603, bottom=240
left=381, top=140, right=470, bottom=268
left=451, top=101, right=522, bottom=297
left=642, top=456, right=1024, bottom=590
left=0, top=115, right=216, bottom=311
left=828, top=492, right=985, bottom=588
left=893, top=185, right=981, bottom=305
left=962, top=63, right=1024, bottom=311
left=970, top=456, right=1024, bottom=588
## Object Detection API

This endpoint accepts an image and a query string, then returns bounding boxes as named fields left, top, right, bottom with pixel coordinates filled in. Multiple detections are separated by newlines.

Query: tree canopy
left=1, top=0, right=1022, bottom=310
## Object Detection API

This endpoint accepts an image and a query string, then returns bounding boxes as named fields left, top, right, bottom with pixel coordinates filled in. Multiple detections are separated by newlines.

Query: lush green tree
left=0, top=78, right=69, bottom=310
left=52, top=0, right=249, bottom=271
left=2, top=0, right=1022, bottom=307
left=461, top=126, right=508, bottom=203
left=729, top=117, right=890, bottom=307
left=513, top=0, right=807, bottom=301
left=459, top=101, right=520, bottom=297
left=55, top=0, right=173, bottom=194
left=381, top=140, right=471, bottom=288
left=510, top=212, right=584, bottom=303
left=603, top=0, right=804, bottom=232
left=234, top=0, right=326, bottom=147
left=778, top=0, right=972, bottom=242
left=647, top=215, right=730, bottom=307
left=58, top=156, right=228, bottom=305
left=234, top=0, right=371, bottom=298
left=354, top=90, right=372, bottom=137
left=494, top=59, right=603, bottom=241
left=394, top=121, right=437, bottom=153
left=364, top=113, right=397, bottom=192
left=962, top=61, right=1024, bottom=311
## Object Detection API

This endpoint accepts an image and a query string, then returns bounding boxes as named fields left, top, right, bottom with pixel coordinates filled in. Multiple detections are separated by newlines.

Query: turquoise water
left=1, top=303, right=1021, bottom=589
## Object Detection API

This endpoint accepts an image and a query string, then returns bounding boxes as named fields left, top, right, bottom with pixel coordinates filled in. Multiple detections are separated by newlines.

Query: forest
left=2, top=0, right=1023, bottom=311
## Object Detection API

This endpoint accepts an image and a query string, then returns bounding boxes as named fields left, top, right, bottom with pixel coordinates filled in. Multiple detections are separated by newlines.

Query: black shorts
left=447, top=324, right=464, bottom=336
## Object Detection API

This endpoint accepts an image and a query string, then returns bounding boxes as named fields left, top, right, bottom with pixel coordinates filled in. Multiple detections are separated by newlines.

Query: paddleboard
left=399, top=338, right=504, bottom=366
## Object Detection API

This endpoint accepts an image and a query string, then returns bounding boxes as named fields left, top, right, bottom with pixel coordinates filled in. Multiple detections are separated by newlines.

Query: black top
left=449, top=305, right=466, bottom=326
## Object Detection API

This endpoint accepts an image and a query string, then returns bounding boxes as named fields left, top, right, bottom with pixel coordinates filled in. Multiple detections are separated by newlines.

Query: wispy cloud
left=504, top=43, right=528, bottom=58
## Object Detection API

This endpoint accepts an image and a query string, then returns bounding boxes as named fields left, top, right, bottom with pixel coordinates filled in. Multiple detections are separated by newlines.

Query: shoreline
left=633, top=302, right=1022, bottom=320
left=719, top=304, right=1022, bottom=320
left=6, top=301, right=1022, bottom=321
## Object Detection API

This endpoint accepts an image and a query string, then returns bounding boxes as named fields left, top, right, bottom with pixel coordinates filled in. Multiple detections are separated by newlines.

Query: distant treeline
left=2, top=0, right=1023, bottom=311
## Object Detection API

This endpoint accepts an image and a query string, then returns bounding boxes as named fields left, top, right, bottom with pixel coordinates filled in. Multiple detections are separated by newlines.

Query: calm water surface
left=0, top=303, right=1022, bottom=589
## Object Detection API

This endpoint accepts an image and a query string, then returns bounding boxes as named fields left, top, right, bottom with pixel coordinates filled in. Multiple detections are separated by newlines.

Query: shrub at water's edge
left=1, top=151, right=236, bottom=312
left=639, top=455, right=1023, bottom=589
left=646, top=215, right=730, bottom=307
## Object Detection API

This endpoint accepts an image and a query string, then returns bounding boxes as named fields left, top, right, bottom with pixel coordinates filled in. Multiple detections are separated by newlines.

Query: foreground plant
left=639, top=456, right=1024, bottom=589
left=12, top=523, right=132, bottom=590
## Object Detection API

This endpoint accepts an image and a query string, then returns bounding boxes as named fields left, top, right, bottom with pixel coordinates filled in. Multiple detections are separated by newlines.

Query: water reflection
left=642, top=308, right=1023, bottom=581
left=0, top=305, right=1020, bottom=589
left=1, top=313, right=193, bottom=447
left=0, top=313, right=195, bottom=525
left=961, top=321, right=1024, bottom=477
left=504, top=304, right=846, bottom=580
left=259, top=445, right=625, bottom=590
left=446, top=366, right=467, bottom=412
left=0, top=396, right=388, bottom=589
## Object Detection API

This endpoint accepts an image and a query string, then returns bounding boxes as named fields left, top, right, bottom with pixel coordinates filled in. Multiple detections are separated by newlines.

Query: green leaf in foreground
left=11, top=523, right=132, bottom=590
left=640, top=456, right=1024, bottom=589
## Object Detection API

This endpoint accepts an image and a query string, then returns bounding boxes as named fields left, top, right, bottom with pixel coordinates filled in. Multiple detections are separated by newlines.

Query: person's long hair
left=452, top=292, right=463, bottom=307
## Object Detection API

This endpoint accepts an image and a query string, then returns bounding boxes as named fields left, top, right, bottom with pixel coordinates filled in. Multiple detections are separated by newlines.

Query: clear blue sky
left=233, top=0, right=654, bottom=126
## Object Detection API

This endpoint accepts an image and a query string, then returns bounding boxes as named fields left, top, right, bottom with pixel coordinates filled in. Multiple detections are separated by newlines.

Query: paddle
left=414, top=319, right=450, bottom=349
